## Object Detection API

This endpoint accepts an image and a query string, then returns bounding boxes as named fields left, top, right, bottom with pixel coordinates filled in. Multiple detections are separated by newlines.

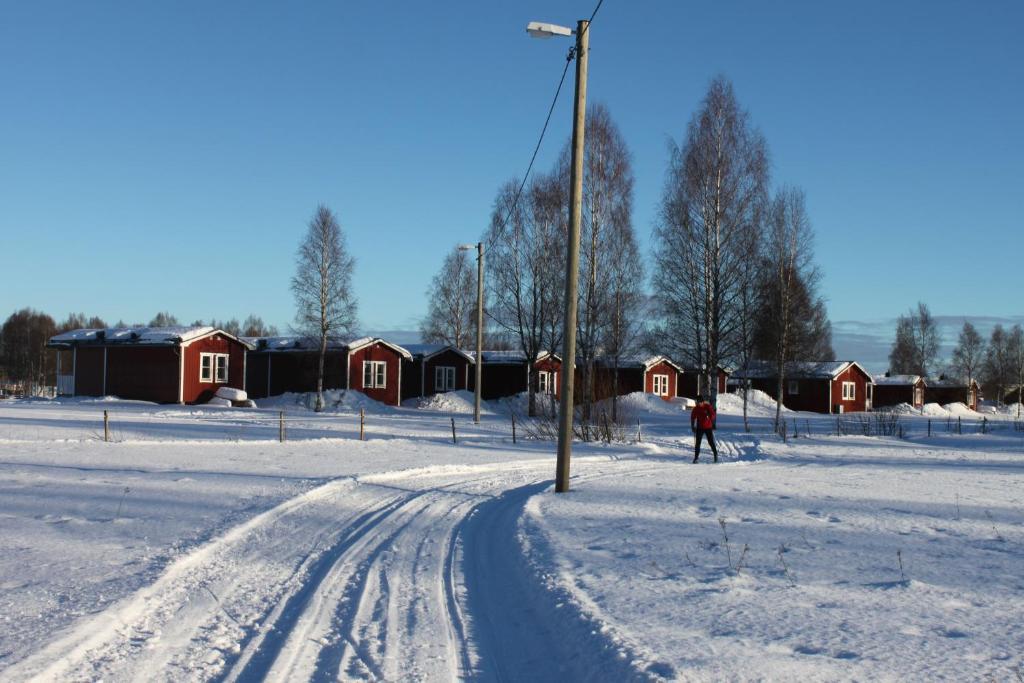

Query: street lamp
left=527, top=17, right=589, bottom=493
left=458, top=242, right=484, bottom=424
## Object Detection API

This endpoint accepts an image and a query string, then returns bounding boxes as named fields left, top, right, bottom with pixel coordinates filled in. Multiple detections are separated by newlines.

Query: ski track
left=3, top=460, right=679, bottom=682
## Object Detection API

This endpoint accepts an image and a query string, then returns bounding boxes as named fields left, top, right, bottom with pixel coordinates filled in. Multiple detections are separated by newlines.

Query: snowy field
left=0, top=392, right=1022, bottom=681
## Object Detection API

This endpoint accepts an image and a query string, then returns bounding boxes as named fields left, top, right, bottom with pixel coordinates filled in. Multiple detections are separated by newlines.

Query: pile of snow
left=259, top=390, right=393, bottom=414
left=604, top=391, right=682, bottom=417
left=206, top=397, right=232, bottom=407
left=921, top=402, right=976, bottom=417
left=408, top=390, right=490, bottom=415
left=487, top=391, right=558, bottom=417
left=881, top=402, right=918, bottom=415
left=215, top=387, right=247, bottom=401
left=716, top=389, right=789, bottom=416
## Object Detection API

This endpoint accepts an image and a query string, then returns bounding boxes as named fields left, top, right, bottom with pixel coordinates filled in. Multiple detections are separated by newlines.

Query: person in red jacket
left=690, top=395, right=718, bottom=463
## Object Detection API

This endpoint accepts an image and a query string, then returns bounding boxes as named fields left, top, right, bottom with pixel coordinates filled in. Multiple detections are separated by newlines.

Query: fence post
left=279, top=411, right=285, bottom=443
left=982, top=416, right=987, bottom=434
left=103, top=410, right=109, bottom=443
left=637, top=418, right=642, bottom=442
left=928, top=419, right=931, bottom=437
left=360, top=408, right=365, bottom=441
left=793, top=419, right=798, bottom=439
left=958, top=416, right=962, bottom=435
left=451, top=417, right=457, bottom=444
left=806, top=419, right=811, bottom=437
left=511, top=413, right=516, bottom=444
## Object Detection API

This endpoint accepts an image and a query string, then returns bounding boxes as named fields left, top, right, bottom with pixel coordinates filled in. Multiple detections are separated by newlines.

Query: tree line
left=890, top=301, right=1024, bottom=406
left=422, top=76, right=832, bottom=429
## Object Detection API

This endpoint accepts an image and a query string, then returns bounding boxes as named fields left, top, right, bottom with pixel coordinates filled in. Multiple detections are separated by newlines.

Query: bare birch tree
left=889, top=302, right=939, bottom=376
left=754, top=187, right=826, bottom=430
left=291, top=204, right=358, bottom=412
left=653, top=77, right=769, bottom=408
left=485, top=172, right=566, bottom=417
left=565, top=103, right=636, bottom=426
left=950, top=321, right=985, bottom=404
left=420, top=247, right=477, bottom=349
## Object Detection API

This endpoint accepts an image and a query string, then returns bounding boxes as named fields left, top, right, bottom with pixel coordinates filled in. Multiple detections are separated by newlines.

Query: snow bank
left=716, top=389, right=788, bottom=416
left=259, top=390, right=394, bottom=414
left=407, top=390, right=491, bottom=415
left=214, top=387, right=247, bottom=401
left=921, top=402, right=976, bottom=417
left=602, top=391, right=682, bottom=417
left=206, top=397, right=232, bottom=407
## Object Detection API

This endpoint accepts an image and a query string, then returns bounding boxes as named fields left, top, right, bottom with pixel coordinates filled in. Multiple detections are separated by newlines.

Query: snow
left=206, top=396, right=233, bottom=407
left=1, top=396, right=1022, bottom=680
left=214, top=387, right=247, bottom=401
left=50, top=326, right=216, bottom=345
left=405, top=390, right=488, bottom=415
left=258, top=389, right=396, bottom=414
left=717, top=388, right=790, bottom=416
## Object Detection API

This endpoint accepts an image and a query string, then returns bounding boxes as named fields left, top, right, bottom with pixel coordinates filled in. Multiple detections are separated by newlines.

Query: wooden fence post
left=451, top=417, right=457, bottom=444
left=511, top=413, right=516, bottom=444
left=279, top=411, right=285, bottom=443
left=103, top=410, right=109, bottom=443
left=637, top=418, right=641, bottom=443
left=982, top=416, right=987, bottom=434
left=360, top=408, right=365, bottom=441
left=957, top=416, right=962, bottom=435
left=928, top=419, right=931, bottom=437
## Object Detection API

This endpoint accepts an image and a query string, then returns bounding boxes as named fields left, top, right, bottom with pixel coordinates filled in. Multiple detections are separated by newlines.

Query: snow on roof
left=246, top=336, right=348, bottom=352
left=598, top=354, right=682, bottom=372
left=873, top=374, right=922, bottom=386
left=403, top=344, right=475, bottom=363
left=467, top=350, right=561, bottom=364
left=347, top=337, right=413, bottom=360
left=925, top=377, right=976, bottom=389
left=50, top=326, right=219, bottom=346
left=734, top=360, right=867, bottom=380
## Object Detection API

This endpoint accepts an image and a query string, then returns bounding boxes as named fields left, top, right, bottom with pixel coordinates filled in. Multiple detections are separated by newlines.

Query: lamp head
left=526, top=21, right=573, bottom=39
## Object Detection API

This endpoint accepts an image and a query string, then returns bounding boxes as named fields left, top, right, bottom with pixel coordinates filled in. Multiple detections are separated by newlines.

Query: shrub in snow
left=215, top=387, right=247, bottom=402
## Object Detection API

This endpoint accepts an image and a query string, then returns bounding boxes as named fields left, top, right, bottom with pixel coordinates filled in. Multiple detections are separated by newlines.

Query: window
left=538, top=371, right=556, bottom=395
left=788, top=380, right=799, bottom=395
left=363, top=361, right=386, bottom=388
left=200, top=353, right=229, bottom=383
left=435, top=366, right=455, bottom=392
left=652, top=374, right=669, bottom=396
left=842, top=381, right=856, bottom=401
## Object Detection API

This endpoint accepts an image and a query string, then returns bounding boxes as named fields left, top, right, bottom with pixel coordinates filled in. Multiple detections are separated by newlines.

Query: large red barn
left=48, top=327, right=253, bottom=404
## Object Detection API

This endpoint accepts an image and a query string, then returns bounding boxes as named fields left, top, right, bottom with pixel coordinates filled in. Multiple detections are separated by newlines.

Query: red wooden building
left=245, top=336, right=412, bottom=407
left=924, top=377, right=980, bottom=411
left=401, top=344, right=476, bottom=401
left=590, top=355, right=682, bottom=402
left=872, top=374, right=926, bottom=410
left=48, top=327, right=252, bottom=404
left=732, top=360, right=874, bottom=413
left=677, top=365, right=730, bottom=399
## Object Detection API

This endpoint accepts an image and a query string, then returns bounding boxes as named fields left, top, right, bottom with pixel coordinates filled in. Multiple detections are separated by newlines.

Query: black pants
left=694, top=429, right=718, bottom=460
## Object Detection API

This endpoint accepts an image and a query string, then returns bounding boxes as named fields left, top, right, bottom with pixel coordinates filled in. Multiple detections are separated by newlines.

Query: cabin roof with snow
left=873, top=374, right=923, bottom=386
left=49, top=326, right=254, bottom=350
left=403, top=343, right=475, bottom=363
left=470, top=350, right=562, bottom=365
left=597, top=354, right=683, bottom=372
left=734, top=360, right=872, bottom=381
left=244, top=336, right=412, bottom=360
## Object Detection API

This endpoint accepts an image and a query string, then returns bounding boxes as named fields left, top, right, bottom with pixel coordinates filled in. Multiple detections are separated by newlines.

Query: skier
left=690, top=395, right=718, bottom=463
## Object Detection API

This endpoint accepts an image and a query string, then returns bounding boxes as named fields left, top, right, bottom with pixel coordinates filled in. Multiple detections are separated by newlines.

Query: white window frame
left=842, top=381, right=856, bottom=401
left=200, top=353, right=230, bottom=384
left=788, top=380, right=799, bottom=395
left=435, top=365, right=455, bottom=392
left=652, top=374, right=669, bottom=397
left=363, top=360, right=386, bottom=389
left=538, top=370, right=557, bottom=395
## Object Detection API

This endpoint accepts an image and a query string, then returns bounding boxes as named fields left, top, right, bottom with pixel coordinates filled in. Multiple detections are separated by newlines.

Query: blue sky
left=2, top=1, right=1021, bottom=369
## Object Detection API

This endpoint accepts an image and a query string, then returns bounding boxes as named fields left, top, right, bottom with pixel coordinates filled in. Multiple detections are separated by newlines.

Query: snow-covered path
left=3, top=459, right=662, bottom=682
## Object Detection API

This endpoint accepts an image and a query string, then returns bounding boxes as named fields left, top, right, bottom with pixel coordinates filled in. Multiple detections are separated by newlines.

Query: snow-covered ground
left=0, top=393, right=1022, bottom=681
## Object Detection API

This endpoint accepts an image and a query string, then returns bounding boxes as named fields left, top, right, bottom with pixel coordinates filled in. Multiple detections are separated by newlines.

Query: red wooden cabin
left=924, top=377, right=979, bottom=411
left=472, top=350, right=562, bottom=400
left=677, top=366, right=730, bottom=399
left=402, top=344, right=476, bottom=401
left=49, top=327, right=252, bottom=404
left=590, top=355, right=681, bottom=402
left=733, top=360, right=874, bottom=413
left=346, top=338, right=412, bottom=407
left=872, top=374, right=925, bottom=409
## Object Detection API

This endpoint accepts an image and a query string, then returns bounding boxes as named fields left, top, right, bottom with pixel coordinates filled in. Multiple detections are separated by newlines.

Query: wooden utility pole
left=103, top=410, right=109, bottom=443
left=473, top=241, right=484, bottom=424
left=555, top=18, right=589, bottom=494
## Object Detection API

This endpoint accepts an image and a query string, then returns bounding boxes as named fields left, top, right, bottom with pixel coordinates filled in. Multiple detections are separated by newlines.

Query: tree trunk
left=316, top=332, right=327, bottom=412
